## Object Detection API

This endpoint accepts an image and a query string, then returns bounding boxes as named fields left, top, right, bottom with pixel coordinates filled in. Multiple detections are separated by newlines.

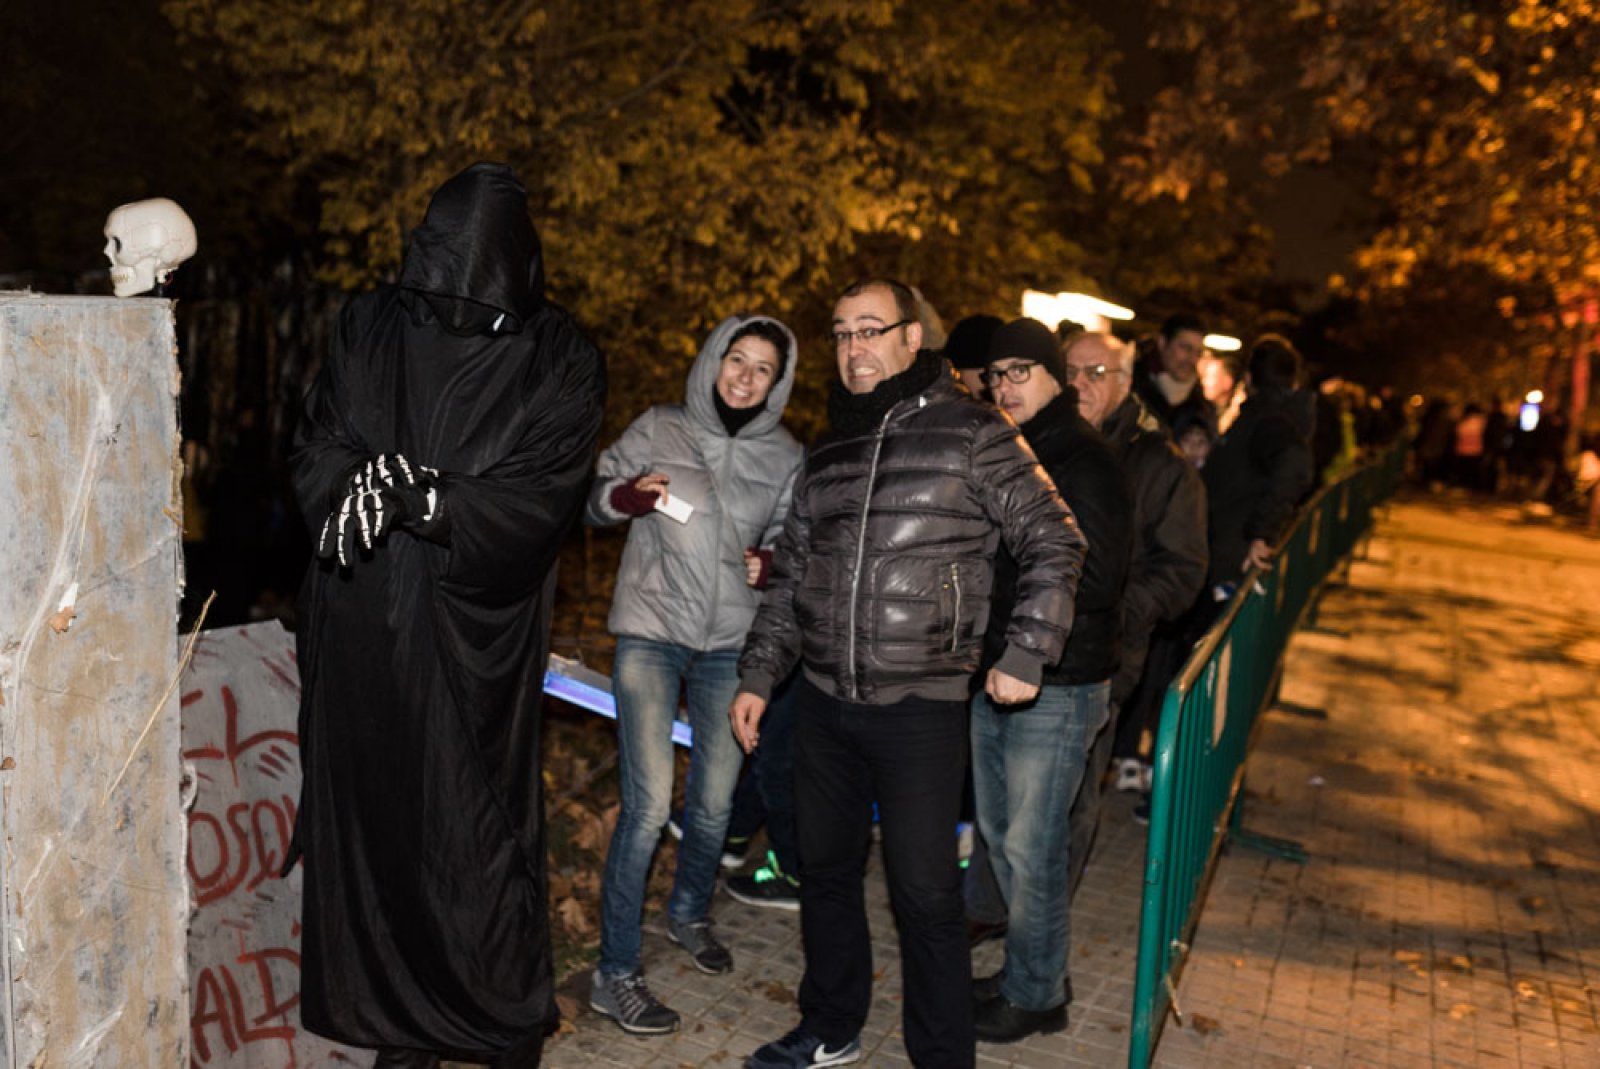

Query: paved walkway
left=540, top=498, right=1600, bottom=1068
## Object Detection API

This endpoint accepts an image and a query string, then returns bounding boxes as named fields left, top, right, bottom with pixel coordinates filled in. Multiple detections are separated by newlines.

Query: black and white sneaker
left=589, top=969, right=680, bottom=1035
left=745, top=1026, right=861, bottom=1068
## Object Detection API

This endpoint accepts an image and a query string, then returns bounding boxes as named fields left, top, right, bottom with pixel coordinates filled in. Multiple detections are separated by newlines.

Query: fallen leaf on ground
left=556, top=896, right=593, bottom=937
left=757, top=980, right=794, bottom=1005
left=1190, top=1014, right=1222, bottom=1035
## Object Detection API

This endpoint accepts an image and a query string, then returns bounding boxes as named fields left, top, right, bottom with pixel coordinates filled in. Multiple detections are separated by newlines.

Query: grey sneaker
left=589, top=969, right=680, bottom=1035
left=667, top=916, right=734, bottom=974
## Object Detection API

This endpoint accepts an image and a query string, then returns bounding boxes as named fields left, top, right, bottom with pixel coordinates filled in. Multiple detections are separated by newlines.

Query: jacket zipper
left=949, top=563, right=962, bottom=652
left=706, top=435, right=736, bottom=650
left=846, top=404, right=898, bottom=700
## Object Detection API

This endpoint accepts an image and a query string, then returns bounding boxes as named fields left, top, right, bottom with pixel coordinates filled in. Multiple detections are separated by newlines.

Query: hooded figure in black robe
left=289, top=162, right=605, bottom=1066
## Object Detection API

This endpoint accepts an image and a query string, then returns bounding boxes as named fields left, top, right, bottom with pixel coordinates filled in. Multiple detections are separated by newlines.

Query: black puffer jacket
left=739, top=355, right=1086, bottom=706
left=984, top=391, right=1132, bottom=686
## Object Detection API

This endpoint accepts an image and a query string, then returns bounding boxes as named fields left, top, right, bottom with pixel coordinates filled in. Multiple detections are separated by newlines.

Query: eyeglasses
left=1065, top=362, right=1126, bottom=385
left=830, top=319, right=912, bottom=349
left=978, top=361, right=1042, bottom=388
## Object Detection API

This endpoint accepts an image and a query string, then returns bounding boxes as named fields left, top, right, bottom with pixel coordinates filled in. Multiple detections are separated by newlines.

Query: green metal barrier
left=1126, top=440, right=1407, bottom=1067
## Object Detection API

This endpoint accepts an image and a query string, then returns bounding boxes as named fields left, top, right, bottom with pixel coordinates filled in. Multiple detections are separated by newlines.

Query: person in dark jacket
left=965, top=319, right=1133, bottom=1042
left=290, top=163, right=605, bottom=1069
left=585, top=315, right=803, bottom=1034
left=729, top=279, right=1086, bottom=1069
left=1205, top=335, right=1315, bottom=588
left=1060, top=332, right=1209, bottom=858
left=944, top=313, right=1004, bottom=399
left=1131, top=313, right=1214, bottom=432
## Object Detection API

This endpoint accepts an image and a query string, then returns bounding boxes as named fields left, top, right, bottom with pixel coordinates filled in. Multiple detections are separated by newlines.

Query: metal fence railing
left=1127, top=440, right=1408, bottom=1067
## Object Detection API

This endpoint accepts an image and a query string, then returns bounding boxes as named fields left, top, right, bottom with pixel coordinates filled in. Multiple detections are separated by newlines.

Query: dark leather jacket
left=739, top=364, right=1086, bottom=706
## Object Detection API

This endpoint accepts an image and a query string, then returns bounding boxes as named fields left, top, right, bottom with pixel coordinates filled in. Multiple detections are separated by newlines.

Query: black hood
left=399, top=162, right=545, bottom=336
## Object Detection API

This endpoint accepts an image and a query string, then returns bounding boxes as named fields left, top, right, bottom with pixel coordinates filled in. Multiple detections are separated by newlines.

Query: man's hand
left=985, top=668, right=1039, bottom=706
left=729, top=691, right=768, bottom=754
left=1243, top=538, right=1274, bottom=572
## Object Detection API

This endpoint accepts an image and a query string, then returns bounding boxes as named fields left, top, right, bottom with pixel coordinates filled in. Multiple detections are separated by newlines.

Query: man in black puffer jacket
left=731, top=280, right=1085, bottom=1069
left=965, top=318, right=1133, bottom=1043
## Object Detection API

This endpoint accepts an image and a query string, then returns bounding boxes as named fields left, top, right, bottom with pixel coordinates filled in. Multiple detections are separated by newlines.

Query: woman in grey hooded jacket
left=587, top=314, right=802, bottom=1036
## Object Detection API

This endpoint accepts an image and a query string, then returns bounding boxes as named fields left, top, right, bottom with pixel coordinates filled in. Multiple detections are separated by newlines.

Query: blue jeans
left=970, top=681, right=1110, bottom=1011
left=598, top=636, right=745, bottom=976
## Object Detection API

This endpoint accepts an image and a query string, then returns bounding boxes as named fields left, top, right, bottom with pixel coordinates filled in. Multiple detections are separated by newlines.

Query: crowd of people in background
left=580, top=278, right=1374, bottom=1068
left=1416, top=395, right=1574, bottom=503
left=281, top=163, right=1595, bottom=1069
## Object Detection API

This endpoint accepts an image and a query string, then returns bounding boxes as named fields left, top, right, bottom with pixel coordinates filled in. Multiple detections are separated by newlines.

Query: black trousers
left=793, top=677, right=974, bottom=1068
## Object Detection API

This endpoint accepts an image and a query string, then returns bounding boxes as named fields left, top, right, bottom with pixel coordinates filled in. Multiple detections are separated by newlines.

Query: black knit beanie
left=987, top=317, right=1066, bottom=387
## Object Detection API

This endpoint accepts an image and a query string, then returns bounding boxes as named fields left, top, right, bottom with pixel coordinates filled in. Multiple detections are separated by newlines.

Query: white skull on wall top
left=103, top=198, right=198, bottom=297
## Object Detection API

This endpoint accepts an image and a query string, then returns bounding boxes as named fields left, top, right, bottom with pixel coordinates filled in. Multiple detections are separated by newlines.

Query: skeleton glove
left=317, top=454, right=440, bottom=566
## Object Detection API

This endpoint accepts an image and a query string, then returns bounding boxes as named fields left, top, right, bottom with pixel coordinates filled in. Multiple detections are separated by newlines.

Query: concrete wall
left=0, top=294, right=188, bottom=1066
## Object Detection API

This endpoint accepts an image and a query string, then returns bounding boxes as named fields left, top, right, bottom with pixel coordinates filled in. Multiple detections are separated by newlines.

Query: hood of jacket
left=684, top=314, right=799, bottom=438
left=399, top=162, right=545, bottom=336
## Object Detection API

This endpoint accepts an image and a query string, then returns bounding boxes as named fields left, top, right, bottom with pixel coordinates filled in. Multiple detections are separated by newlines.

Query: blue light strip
left=543, top=654, right=695, bottom=748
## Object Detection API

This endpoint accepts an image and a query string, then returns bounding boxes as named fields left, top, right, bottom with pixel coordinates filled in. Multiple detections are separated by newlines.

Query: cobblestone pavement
left=1153, top=498, right=1600, bottom=1069
left=541, top=498, right=1600, bottom=1068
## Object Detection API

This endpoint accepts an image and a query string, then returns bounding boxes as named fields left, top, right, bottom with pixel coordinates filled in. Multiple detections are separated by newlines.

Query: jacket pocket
left=941, top=562, right=962, bottom=652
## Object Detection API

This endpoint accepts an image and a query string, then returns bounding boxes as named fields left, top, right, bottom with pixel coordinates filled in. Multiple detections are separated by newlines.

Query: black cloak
left=289, top=163, right=605, bottom=1062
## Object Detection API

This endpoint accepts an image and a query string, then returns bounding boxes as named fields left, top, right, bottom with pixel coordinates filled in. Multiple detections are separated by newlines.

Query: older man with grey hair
left=1062, top=332, right=1208, bottom=877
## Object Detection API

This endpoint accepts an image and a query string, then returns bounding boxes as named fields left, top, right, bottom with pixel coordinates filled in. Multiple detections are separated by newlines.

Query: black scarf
left=827, top=348, right=946, bottom=436
left=713, top=387, right=765, bottom=438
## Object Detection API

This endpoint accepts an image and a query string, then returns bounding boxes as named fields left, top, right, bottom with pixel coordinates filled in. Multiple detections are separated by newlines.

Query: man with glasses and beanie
left=730, top=281, right=1086, bottom=1068
left=963, top=318, right=1132, bottom=1042
left=1061, top=332, right=1207, bottom=862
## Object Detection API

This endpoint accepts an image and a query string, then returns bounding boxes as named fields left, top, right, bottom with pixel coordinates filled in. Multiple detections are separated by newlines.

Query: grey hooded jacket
left=587, top=315, right=803, bottom=652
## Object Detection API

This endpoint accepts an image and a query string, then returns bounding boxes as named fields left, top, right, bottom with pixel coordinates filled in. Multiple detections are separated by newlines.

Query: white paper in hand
left=654, top=492, right=695, bottom=524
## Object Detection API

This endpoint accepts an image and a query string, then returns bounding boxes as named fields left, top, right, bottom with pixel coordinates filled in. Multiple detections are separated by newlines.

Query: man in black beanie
left=944, top=313, right=1004, bottom=398
left=966, top=317, right=1133, bottom=1042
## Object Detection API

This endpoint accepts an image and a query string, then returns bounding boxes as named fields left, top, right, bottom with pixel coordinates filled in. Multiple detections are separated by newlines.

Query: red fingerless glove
left=748, top=548, right=773, bottom=590
left=610, top=481, right=660, bottom=517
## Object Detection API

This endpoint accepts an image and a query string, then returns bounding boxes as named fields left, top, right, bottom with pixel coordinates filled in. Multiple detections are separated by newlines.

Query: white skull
left=103, top=198, right=198, bottom=297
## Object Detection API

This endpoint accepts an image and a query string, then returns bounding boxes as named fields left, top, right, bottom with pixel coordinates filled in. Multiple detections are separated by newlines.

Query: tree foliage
left=1132, top=0, right=1600, bottom=310
left=162, top=0, right=1116, bottom=432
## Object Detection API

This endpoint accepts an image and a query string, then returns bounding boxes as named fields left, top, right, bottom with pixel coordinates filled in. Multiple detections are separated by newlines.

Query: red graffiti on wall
left=183, top=684, right=299, bottom=788
left=185, top=627, right=360, bottom=1066
left=188, top=795, right=298, bottom=906
left=190, top=941, right=298, bottom=1065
